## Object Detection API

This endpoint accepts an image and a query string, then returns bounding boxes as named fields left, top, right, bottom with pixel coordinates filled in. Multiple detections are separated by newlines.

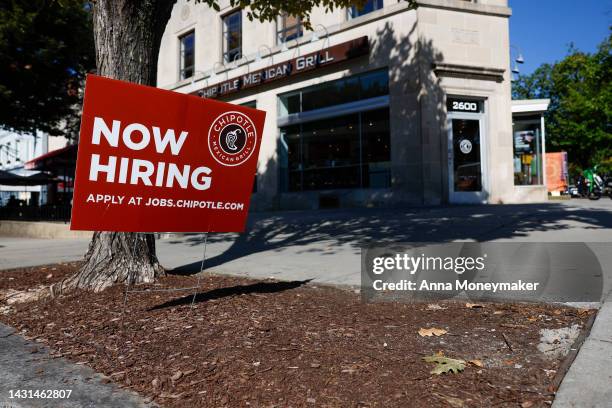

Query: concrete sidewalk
left=0, top=199, right=611, bottom=406
left=553, top=290, right=612, bottom=408
left=156, top=200, right=612, bottom=294
left=0, top=324, right=153, bottom=408
left=2, top=200, right=612, bottom=291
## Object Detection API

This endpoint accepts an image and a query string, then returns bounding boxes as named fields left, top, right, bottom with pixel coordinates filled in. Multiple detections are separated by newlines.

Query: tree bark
left=59, top=0, right=175, bottom=293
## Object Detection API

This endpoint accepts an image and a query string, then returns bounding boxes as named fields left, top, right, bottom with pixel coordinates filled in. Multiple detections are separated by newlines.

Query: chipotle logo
left=207, top=111, right=257, bottom=167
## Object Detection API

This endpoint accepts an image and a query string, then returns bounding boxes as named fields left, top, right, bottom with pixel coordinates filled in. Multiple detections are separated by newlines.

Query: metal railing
left=0, top=204, right=71, bottom=222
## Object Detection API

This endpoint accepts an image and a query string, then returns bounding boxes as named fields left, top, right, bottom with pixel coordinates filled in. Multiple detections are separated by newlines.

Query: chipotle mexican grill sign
left=194, top=36, right=369, bottom=99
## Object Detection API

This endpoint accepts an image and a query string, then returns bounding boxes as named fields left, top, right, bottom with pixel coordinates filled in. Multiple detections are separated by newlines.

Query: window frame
left=222, top=9, right=242, bottom=63
left=178, top=30, right=195, bottom=80
left=349, top=0, right=384, bottom=19
left=512, top=114, right=545, bottom=186
left=277, top=13, right=303, bottom=45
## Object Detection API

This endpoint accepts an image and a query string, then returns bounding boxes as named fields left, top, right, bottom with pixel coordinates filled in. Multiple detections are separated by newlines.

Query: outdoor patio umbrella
left=0, top=170, right=58, bottom=186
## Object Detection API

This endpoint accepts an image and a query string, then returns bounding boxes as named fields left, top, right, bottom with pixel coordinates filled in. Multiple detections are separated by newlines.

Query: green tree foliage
left=0, top=0, right=95, bottom=139
left=513, top=30, right=612, bottom=171
left=199, top=0, right=416, bottom=27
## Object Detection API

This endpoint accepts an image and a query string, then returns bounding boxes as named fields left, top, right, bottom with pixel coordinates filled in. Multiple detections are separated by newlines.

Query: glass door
left=448, top=115, right=486, bottom=203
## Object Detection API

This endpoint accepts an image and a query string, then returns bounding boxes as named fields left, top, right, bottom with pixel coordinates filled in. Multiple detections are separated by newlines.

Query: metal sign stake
left=190, top=232, right=209, bottom=309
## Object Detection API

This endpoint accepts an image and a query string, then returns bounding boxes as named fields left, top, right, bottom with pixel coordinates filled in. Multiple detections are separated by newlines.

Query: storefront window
left=240, top=100, right=257, bottom=109
left=240, top=100, right=258, bottom=191
left=280, top=108, right=390, bottom=191
left=279, top=69, right=388, bottom=116
left=279, top=70, right=390, bottom=192
left=513, top=115, right=544, bottom=185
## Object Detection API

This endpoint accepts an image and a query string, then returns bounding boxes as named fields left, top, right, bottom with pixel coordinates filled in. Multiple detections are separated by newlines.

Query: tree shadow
left=162, top=19, right=612, bottom=277
left=149, top=278, right=311, bottom=310
left=167, top=202, right=612, bottom=275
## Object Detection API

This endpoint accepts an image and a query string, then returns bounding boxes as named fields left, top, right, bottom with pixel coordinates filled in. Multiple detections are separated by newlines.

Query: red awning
left=25, top=144, right=78, bottom=172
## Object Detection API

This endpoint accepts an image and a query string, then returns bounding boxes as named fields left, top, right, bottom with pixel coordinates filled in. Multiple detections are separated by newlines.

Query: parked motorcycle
left=576, top=167, right=603, bottom=200
left=603, top=174, right=612, bottom=199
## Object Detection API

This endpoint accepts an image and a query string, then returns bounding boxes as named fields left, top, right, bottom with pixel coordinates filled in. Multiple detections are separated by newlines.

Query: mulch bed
left=0, top=264, right=596, bottom=407
left=0, top=262, right=78, bottom=291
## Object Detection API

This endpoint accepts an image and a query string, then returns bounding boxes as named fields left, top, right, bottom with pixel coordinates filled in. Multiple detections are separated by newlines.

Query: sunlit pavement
left=1, top=199, right=611, bottom=407
left=156, top=199, right=612, bottom=295
left=1, top=199, right=611, bottom=292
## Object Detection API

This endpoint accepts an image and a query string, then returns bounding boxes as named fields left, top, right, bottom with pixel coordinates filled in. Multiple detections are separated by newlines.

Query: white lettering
left=122, top=123, right=150, bottom=151
left=89, top=154, right=116, bottom=182
left=92, top=117, right=120, bottom=147
left=152, top=127, right=188, bottom=155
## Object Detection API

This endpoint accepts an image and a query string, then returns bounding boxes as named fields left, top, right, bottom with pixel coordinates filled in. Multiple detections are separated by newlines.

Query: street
left=1, top=199, right=611, bottom=294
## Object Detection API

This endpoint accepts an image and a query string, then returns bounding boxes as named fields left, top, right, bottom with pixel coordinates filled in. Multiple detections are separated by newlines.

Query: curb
left=0, top=323, right=155, bottom=408
left=0, top=220, right=93, bottom=240
left=552, top=290, right=612, bottom=407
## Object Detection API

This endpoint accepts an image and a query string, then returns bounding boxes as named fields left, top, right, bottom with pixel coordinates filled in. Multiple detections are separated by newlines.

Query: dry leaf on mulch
left=418, top=327, right=447, bottom=337
left=422, top=355, right=466, bottom=375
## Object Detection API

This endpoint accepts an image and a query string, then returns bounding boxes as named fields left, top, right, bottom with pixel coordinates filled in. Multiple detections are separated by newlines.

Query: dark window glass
left=513, top=116, right=544, bottom=185
left=179, top=31, right=195, bottom=80
left=301, top=114, right=361, bottom=190
left=282, top=93, right=301, bottom=116
left=350, top=0, right=384, bottom=18
left=223, top=11, right=242, bottom=63
left=361, top=109, right=391, bottom=188
left=277, top=13, right=303, bottom=44
left=280, top=109, right=390, bottom=191
left=301, top=77, right=360, bottom=112
left=452, top=119, right=482, bottom=192
left=282, top=125, right=302, bottom=191
left=360, top=70, right=389, bottom=100
left=279, top=69, right=388, bottom=115
left=240, top=100, right=257, bottom=109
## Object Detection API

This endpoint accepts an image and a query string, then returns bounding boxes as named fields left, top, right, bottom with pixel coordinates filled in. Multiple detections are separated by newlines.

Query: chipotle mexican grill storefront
left=157, top=0, right=548, bottom=210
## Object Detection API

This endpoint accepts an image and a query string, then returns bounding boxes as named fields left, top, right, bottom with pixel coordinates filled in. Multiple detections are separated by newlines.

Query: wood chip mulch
left=0, top=264, right=596, bottom=407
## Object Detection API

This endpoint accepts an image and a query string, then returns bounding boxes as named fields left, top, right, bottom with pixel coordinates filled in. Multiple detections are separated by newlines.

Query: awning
left=0, top=170, right=58, bottom=186
left=25, top=144, right=78, bottom=172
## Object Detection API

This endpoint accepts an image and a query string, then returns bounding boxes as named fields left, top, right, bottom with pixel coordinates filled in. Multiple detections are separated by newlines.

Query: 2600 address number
left=451, top=101, right=479, bottom=111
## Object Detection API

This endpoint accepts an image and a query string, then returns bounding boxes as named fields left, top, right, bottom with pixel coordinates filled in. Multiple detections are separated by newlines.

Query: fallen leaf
left=493, top=310, right=504, bottom=315
left=171, top=371, right=183, bottom=381
left=423, top=355, right=465, bottom=375
left=427, top=304, right=446, bottom=310
left=419, top=327, right=447, bottom=337
left=436, top=393, right=465, bottom=407
left=466, top=303, right=484, bottom=309
left=468, top=359, right=484, bottom=367
left=521, top=401, right=534, bottom=408
left=577, top=308, right=591, bottom=316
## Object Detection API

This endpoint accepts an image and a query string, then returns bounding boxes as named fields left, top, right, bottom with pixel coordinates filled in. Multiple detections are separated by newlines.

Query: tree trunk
left=60, top=0, right=175, bottom=293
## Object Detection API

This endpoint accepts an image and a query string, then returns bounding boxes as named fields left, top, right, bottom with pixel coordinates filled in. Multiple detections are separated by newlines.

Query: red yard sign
left=70, top=74, right=266, bottom=233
